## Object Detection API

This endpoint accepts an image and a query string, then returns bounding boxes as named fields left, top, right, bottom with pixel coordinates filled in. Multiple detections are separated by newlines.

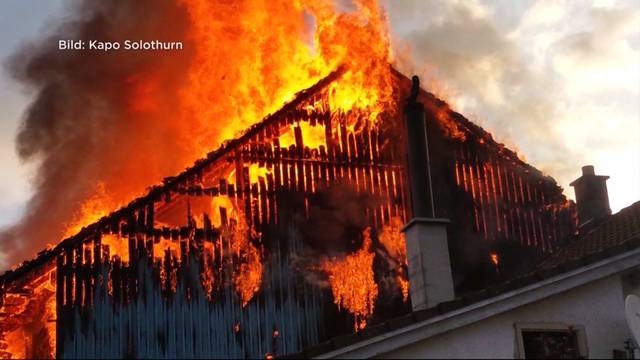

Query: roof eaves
left=287, top=232, right=640, bottom=359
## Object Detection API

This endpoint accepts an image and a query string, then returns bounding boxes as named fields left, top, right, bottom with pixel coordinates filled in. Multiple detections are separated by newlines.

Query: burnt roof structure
left=0, top=66, right=577, bottom=358
left=287, top=200, right=640, bottom=358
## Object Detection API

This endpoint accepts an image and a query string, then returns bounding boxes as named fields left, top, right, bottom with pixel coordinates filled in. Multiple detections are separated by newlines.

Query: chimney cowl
left=581, top=165, right=595, bottom=176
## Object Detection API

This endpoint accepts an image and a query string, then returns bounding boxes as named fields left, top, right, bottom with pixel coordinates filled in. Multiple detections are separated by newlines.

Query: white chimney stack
left=402, top=76, right=455, bottom=311
left=402, top=218, right=455, bottom=310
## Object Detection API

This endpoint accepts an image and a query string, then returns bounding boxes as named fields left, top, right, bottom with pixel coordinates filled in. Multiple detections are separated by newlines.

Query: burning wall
left=0, top=67, right=577, bottom=359
left=1, top=1, right=395, bottom=357
left=401, top=71, right=577, bottom=289
left=50, top=68, right=410, bottom=358
left=0, top=1, right=577, bottom=356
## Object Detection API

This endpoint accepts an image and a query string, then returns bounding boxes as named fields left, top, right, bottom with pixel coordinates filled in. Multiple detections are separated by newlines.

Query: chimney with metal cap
left=570, top=165, right=611, bottom=232
left=401, top=76, right=455, bottom=311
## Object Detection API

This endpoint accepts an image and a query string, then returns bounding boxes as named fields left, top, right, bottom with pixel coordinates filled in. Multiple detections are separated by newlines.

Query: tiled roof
left=283, top=200, right=640, bottom=358
left=539, top=201, right=640, bottom=269
left=1, top=67, right=564, bottom=287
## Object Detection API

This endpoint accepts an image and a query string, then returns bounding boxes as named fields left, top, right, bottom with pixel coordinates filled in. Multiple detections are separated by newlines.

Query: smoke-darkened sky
left=0, top=0, right=638, bottom=233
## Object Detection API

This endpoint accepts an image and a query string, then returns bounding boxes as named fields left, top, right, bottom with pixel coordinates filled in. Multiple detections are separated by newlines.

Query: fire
left=102, top=234, right=130, bottom=263
left=278, top=122, right=326, bottom=150
left=248, top=163, right=272, bottom=186
left=322, top=228, right=378, bottom=331
left=1, top=270, right=56, bottom=359
left=57, top=0, right=394, bottom=264
left=490, top=252, right=499, bottom=266
left=56, top=0, right=394, bottom=250
left=378, top=217, right=409, bottom=301
left=228, top=219, right=263, bottom=307
left=57, top=0, right=393, bottom=262
left=54, top=0, right=391, bottom=319
left=4, top=1, right=399, bottom=356
left=209, top=195, right=263, bottom=306
left=63, top=182, right=114, bottom=238
left=179, top=0, right=392, bottom=155
left=433, top=105, right=466, bottom=141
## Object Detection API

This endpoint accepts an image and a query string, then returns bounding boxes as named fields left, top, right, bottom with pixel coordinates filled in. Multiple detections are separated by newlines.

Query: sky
left=0, top=0, right=638, bottom=230
left=0, top=0, right=67, bottom=227
left=383, top=0, right=640, bottom=214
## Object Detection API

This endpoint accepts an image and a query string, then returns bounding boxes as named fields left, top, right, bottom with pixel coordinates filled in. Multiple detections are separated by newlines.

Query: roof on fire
left=0, top=65, right=556, bottom=288
left=286, top=200, right=640, bottom=358
left=0, top=66, right=346, bottom=287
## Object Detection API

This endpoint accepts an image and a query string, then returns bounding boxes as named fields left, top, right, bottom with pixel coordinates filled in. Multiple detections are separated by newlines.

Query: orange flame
left=322, top=228, right=378, bottom=331
left=1, top=269, right=56, bottom=359
left=8, top=1, right=398, bottom=356
left=63, top=182, right=114, bottom=239
left=63, top=0, right=395, bottom=261
left=490, top=252, right=499, bottom=266
left=228, top=218, right=263, bottom=307
left=378, top=216, right=409, bottom=301
left=179, top=0, right=393, bottom=157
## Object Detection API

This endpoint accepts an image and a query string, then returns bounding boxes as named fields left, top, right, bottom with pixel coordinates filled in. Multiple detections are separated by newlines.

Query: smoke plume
left=1, top=0, right=395, bottom=269
left=385, top=1, right=586, bottom=179
left=1, top=0, right=193, bottom=268
left=384, top=0, right=640, bottom=212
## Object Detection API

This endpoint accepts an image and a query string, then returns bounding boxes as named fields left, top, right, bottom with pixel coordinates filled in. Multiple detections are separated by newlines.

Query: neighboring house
left=293, top=196, right=640, bottom=358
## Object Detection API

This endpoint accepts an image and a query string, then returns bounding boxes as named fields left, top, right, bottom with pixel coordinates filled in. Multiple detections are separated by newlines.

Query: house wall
left=380, top=274, right=632, bottom=359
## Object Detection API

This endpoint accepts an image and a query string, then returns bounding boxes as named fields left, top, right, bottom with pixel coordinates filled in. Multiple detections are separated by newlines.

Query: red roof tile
left=540, top=201, right=640, bottom=269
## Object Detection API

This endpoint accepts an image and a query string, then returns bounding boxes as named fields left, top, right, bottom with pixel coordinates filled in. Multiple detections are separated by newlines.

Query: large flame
left=3, top=1, right=397, bottom=357
left=63, top=0, right=394, bottom=250
left=321, top=228, right=378, bottom=331
left=59, top=0, right=394, bottom=325
left=1, top=271, right=56, bottom=359
left=378, top=216, right=409, bottom=301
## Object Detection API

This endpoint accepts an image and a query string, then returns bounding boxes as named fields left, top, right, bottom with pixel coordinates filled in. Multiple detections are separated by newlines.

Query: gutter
left=317, top=246, right=640, bottom=358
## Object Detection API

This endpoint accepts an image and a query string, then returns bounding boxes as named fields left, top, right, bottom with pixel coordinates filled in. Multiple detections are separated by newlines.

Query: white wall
left=380, top=274, right=632, bottom=359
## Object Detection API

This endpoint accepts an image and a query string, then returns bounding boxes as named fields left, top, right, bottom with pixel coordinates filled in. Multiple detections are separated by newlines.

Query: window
left=515, top=323, right=588, bottom=359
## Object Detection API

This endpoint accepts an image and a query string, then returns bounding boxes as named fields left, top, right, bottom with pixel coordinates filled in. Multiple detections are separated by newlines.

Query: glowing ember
left=490, top=252, right=499, bottom=266
left=433, top=105, right=466, bottom=141
left=1, top=269, right=56, bottom=359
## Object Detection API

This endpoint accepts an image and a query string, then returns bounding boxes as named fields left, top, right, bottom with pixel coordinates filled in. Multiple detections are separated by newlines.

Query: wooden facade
left=0, top=67, right=576, bottom=359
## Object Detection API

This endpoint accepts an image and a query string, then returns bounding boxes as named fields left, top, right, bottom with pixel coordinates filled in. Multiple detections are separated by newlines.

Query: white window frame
left=514, top=322, right=589, bottom=359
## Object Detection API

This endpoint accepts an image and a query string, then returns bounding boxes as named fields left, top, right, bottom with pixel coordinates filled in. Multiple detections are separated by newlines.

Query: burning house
left=0, top=61, right=586, bottom=359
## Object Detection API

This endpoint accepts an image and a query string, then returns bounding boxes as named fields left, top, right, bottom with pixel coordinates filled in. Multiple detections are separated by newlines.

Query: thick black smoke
left=1, top=0, right=193, bottom=268
left=296, top=182, right=378, bottom=255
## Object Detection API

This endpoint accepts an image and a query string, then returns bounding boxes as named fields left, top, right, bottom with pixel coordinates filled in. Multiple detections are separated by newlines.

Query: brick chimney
left=401, top=76, right=455, bottom=311
left=570, top=165, right=611, bottom=232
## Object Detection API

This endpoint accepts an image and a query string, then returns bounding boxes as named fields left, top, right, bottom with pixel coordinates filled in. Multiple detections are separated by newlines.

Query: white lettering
left=89, top=41, right=120, bottom=51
